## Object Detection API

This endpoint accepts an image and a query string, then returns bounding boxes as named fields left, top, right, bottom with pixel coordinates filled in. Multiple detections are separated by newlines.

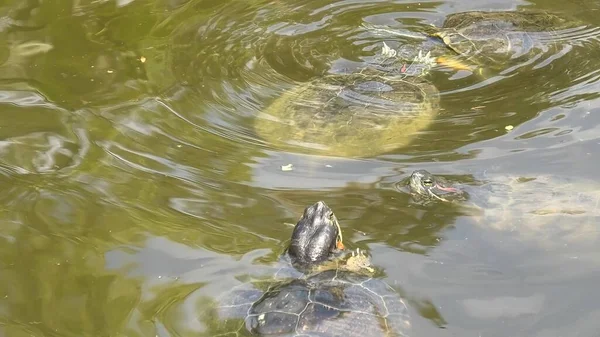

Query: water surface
left=0, top=0, right=600, bottom=336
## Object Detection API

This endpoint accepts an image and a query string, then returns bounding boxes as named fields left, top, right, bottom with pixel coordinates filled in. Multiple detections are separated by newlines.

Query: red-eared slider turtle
left=407, top=169, right=600, bottom=245
left=254, top=70, right=440, bottom=158
left=407, top=169, right=465, bottom=204
left=364, top=10, right=582, bottom=74
left=431, top=11, right=578, bottom=70
left=208, top=201, right=411, bottom=336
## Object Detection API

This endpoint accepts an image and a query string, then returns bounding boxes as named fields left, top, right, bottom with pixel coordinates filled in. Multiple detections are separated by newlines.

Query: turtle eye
left=328, top=212, right=334, bottom=219
left=423, top=179, right=433, bottom=186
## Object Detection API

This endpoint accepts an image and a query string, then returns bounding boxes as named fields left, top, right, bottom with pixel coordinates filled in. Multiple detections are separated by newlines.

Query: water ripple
left=0, top=90, right=88, bottom=175
left=2, top=1, right=600, bottom=336
left=146, top=1, right=600, bottom=161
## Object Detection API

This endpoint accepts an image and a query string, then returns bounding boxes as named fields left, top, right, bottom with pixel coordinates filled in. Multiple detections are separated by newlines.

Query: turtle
left=254, top=69, right=440, bottom=158
left=407, top=169, right=466, bottom=204
left=363, top=10, right=583, bottom=74
left=407, top=169, right=600, bottom=246
left=205, top=201, right=411, bottom=337
left=430, top=10, right=580, bottom=72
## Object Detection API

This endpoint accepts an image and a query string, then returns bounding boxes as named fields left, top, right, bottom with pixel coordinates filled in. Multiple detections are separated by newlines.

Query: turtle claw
left=381, top=42, right=397, bottom=58
left=346, top=248, right=375, bottom=274
left=413, top=50, right=437, bottom=68
left=354, top=248, right=367, bottom=257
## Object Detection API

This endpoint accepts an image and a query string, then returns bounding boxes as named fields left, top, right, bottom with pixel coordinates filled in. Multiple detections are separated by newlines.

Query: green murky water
left=1, top=0, right=600, bottom=336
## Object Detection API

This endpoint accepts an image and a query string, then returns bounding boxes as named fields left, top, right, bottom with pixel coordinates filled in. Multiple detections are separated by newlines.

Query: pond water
left=1, top=0, right=600, bottom=336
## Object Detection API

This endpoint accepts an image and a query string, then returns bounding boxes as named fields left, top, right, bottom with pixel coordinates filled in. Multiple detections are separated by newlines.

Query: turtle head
left=409, top=170, right=464, bottom=202
left=429, top=30, right=481, bottom=73
left=432, top=30, right=478, bottom=56
left=288, top=201, right=344, bottom=268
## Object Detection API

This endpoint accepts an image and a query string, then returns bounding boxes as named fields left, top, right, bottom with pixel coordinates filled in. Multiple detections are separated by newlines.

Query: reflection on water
left=0, top=0, right=600, bottom=336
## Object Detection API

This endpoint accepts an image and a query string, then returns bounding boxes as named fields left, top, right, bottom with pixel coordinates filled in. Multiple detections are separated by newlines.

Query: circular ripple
left=153, top=1, right=600, bottom=161
left=0, top=90, right=88, bottom=175
left=156, top=0, right=454, bottom=158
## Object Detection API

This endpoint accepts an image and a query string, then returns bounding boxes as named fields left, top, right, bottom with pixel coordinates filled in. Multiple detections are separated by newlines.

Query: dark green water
left=1, top=0, right=600, bottom=336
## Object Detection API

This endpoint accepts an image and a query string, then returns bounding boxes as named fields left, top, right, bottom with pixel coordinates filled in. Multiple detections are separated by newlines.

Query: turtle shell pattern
left=214, top=269, right=410, bottom=337
left=435, top=11, right=574, bottom=65
left=254, top=72, right=439, bottom=158
left=462, top=174, right=600, bottom=246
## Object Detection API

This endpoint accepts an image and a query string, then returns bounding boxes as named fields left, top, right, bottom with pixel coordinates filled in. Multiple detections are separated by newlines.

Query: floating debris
left=505, top=125, right=514, bottom=131
left=281, top=163, right=293, bottom=171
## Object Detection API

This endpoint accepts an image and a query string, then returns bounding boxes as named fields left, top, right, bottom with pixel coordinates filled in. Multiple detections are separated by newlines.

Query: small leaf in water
left=281, top=164, right=293, bottom=171
left=505, top=125, right=514, bottom=131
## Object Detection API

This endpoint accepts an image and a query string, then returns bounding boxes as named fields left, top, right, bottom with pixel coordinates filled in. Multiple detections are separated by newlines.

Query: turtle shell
left=407, top=170, right=600, bottom=247
left=432, top=10, right=580, bottom=68
left=254, top=72, right=440, bottom=158
left=462, top=174, right=600, bottom=245
left=214, top=269, right=410, bottom=337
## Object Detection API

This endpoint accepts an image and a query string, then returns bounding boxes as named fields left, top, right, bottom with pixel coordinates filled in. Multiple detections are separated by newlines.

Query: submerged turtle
left=407, top=169, right=600, bottom=246
left=365, top=10, right=582, bottom=74
left=254, top=69, right=440, bottom=158
left=207, top=201, right=411, bottom=336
